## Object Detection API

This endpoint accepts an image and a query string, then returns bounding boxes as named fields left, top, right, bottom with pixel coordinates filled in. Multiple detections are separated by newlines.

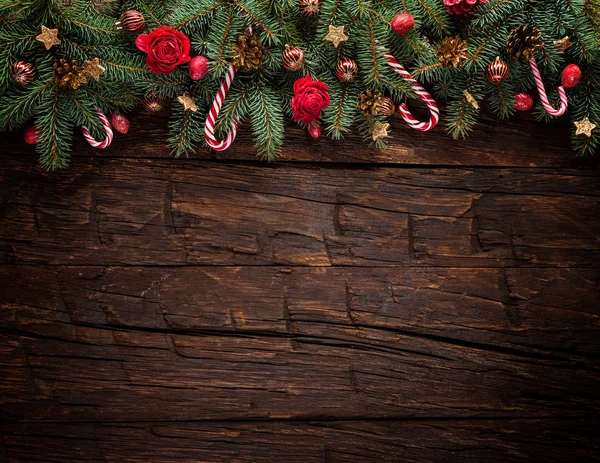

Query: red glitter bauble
left=561, top=64, right=581, bottom=89
left=24, top=125, right=39, bottom=145
left=308, top=121, right=322, bottom=139
left=109, top=112, right=130, bottom=134
left=486, top=57, right=509, bottom=84
left=391, top=14, right=415, bottom=35
left=335, top=59, right=358, bottom=82
left=513, top=92, right=534, bottom=111
left=189, top=56, right=209, bottom=80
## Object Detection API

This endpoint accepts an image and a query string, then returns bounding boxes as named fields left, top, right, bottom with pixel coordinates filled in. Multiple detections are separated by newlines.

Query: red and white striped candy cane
left=81, top=108, right=113, bottom=149
left=529, top=58, right=568, bottom=117
left=383, top=50, right=439, bottom=132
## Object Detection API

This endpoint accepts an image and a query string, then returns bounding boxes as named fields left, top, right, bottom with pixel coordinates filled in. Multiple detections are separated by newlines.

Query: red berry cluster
left=444, top=0, right=488, bottom=17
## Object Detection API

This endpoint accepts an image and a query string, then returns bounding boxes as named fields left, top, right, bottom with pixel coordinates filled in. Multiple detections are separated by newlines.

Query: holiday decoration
left=554, top=36, right=572, bottom=52
left=444, top=0, right=487, bottom=17
left=292, top=75, right=330, bottom=124
left=36, top=26, right=60, bottom=50
left=308, top=122, right=322, bottom=139
left=231, top=32, right=265, bottom=71
left=335, top=59, right=358, bottom=82
left=299, top=0, right=320, bottom=15
left=116, top=10, right=145, bottom=32
left=379, top=97, right=395, bottom=116
left=561, top=64, right=582, bottom=88
left=486, top=57, right=509, bottom=84
left=178, top=93, right=198, bottom=112
left=529, top=57, right=568, bottom=116
left=143, top=93, right=163, bottom=112
left=507, top=25, right=543, bottom=60
left=513, top=92, right=534, bottom=111
left=136, top=27, right=191, bottom=74
left=282, top=46, right=304, bottom=71
left=371, top=122, right=390, bottom=141
left=358, top=89, right=383, bottom=115
left=325, top=25, right=348, bottom=48
left=81, top=109, right=113, bottom=149
left=574, top=117, right=597, bottom=137
left=109, top=112, right=130, bottom=134
left=437, top=37, right=468, bottom=68
left=391, top=14, right=414, bottom=35
left=189, top=56, right=209, bottom=80
left=463, top=90, right=479, bottom=109
left=9, top=61, right=36, bottom=87
left=54, top=58, right=87, bottom=89
left=24, top=125, right=39, bottom=145
left=83, top=58, right=105, bottom=81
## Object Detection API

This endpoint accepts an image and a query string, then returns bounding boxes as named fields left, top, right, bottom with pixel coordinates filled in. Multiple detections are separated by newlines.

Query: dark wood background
left=1, top=111, right=599, bottom=462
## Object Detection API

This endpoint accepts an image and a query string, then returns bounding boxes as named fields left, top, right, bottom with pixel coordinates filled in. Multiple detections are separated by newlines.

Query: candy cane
left=529, top=58, right=568, bottom=117
left=383, top=50, right=439, bottom=131
left=81, top=108, right=113, bottom=149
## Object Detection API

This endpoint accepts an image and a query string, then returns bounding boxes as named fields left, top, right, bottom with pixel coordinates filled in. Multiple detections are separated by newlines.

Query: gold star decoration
left=463, top=90, right=479, bottom=110
left=82, top=58, right=105, bottom=81
left=574, top=117, right=597, bottom=137
left=325, top=25, right=348, bottom=48
left=553, top=36, right=572, bottom=52
left=36, top=26, right=60, bottom=51
left=371, top=121, right=390, bottom=141
left=177, top=93, right=197, bottom=112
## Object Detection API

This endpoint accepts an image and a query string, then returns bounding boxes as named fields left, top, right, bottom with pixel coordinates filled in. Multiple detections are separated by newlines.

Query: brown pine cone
left=437, top=37, right=469, bottom=68
left=358, top=89, right=384, bottom=115
left=231, top=32, right=265, bottom=71
left=54, top=58, right=87, bottom=89
left=506, top=25, right=543, bottom=60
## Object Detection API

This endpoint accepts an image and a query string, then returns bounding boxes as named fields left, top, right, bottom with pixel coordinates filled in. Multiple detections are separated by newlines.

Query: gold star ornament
left=83, top=58, right=105, bottom=81
left=36, top=26, right=60, bottom=51
left=553, top=36, right=572, bottom=52
left=325, top=25, right=348, bottom=48
left=371, top=121, right=390, bottom=141
left=463, top=90, right=479, bottom=110
left=178, top=93, right=197, bottom=112
left=574, top=117, right=597, bottom=137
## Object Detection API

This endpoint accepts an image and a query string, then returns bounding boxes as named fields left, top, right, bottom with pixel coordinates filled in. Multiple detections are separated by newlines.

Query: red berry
left=391, top=14, right=414, bottom=35
left=308, top=121, right=321, bottom=139
left=513, top=92, right=534, bottom=111
left=189, top=56, right=209, bottom=81
left=561, top=64, right=581, bottom=88
left=109, top=112, right=130, bottom=134
left=24, top=125, right=39, bottom=145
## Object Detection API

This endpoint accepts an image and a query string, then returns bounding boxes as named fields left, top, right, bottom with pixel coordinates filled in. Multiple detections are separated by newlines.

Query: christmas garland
left=1, top=0, right=598, bottom=169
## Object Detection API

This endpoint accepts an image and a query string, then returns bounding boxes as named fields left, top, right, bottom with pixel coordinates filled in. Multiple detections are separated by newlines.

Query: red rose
left=291, top=75, right=330, bottom=124
left=136, top=26, right=191, bottom=75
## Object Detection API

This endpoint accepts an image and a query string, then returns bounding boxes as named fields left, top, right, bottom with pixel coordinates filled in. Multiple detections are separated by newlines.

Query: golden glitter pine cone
left=358, top=89, right=384, bottom=115
left=506, top=25, right=543, bottom=60
left=231, top=32, right=265, bottom=71
left=437, top=37, right=469, bottom=68
left=54, top=58, right=87, bottom=89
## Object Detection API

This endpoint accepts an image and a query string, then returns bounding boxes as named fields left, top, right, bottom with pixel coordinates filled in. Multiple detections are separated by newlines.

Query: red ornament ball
left=24, top=125, right=39, bottom=145
left=282, top=46, right=304, bottom=71
left=561, top=64, right=581, bottom=88
left=513, top=92, right=534, bottom=111
left=308, top=121, right=322, bottom=139
left=444, top=0, right=488, bottom=17
left=109, top=112, right=130, bottom=134
left=10, top=61, right=36, bottom=87
left=189, top=56, right=209, bottom=80
left=336, top=59, right=358, bottom=82
left=391, top=14, right=414, bottom=35
left=116, top=10, right=145, bottom=32
left=379, top=97, right=395, bottom=116
left=486, top=57, right=509, bottom=84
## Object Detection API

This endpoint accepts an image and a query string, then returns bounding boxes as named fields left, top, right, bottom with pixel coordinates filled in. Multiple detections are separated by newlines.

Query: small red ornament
left=189, top=56, right=209, bottom=80
left=336, top=59, right=358, bottom=82
left=143, top=92, right=163, bottom=112
left=444, top=0, right=488, bottom=17
left=513, top=92, right=534, bottom=111
left=10, top=61, right=36, bottom=87
left=379, top=97, right=395, bottom=116
left=561, top=64, right=581, bottom=88
left=116, top=10, right=145, bottom=32
left=282, top=46, right=304, bottom=71
left=391, top=14, right=414, bottom=35
left=109, top=112, right=130, bottom=134
left=308, top=121, right=322, bottom=139
left=24, top=125, right=39, bottom=145
left=486, top=56, right=509, bottom=84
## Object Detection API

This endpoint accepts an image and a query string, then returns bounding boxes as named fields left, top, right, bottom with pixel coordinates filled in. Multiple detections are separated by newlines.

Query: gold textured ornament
left=574, top=117, right=597, bottom=137
left=506, top=25, right=543, bottom=60
left=335, top=58, right=358, bottom=82
left=82, top=58, right=105, bottom=81
left=554, top=36, right=572, bottom=52
left=378, top=97, right=395, bottom=116
left=231, top=32, right=265, bottom=71
left=282, top=46, right=304, bottom=71
left=371, top=122, right=390, bottom=141
left=299, top=0, right=320, bottom=15
left=178, top=93, right=198, bottom=112
left=36, top=26, right=60, bottom=50
left=463, top=90, right=479, bottom=109
left=54, top=58, right=87, bottom=89
left=325, top=25, right=348, bottom=48
left=437, top=37, right=468, bottom=68
left=486, top=56, right=510, bottom=84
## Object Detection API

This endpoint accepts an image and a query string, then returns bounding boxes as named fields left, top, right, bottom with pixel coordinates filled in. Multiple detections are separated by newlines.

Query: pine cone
left=54, top=58, right=87, bottom=89
left=358, top=89, right=384, bottom=115
left=437, top=37, right=469, bottom=68
left=231, top=32, right=265, bottom=71
left=507, top=25, right=543, bottom=60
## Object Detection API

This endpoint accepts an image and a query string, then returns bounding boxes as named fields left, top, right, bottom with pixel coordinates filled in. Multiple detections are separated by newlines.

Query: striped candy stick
left=529, top=58, right=568, bottom=117
left=383, top=50, right=439, bottom=132
left=81, top=108, right=113, bottom=149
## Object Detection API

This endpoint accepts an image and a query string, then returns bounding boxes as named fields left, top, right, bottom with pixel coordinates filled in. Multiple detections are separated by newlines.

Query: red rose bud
left=109, top=112, right=130, bottom=134
left=391, top=14, right=414, bottom=35
left=24, top=125, right=39, bottom=145
left=308, top=121, right=322, bottom=139
left=291, top=75, right=331, bottom=125
left=136, top=26, right=191, bottom=75
left=513, top=92, right=534, bottom=111
left=561, top=64, right=581, bottom=89
left=189, top=56, right=209, bottom=81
